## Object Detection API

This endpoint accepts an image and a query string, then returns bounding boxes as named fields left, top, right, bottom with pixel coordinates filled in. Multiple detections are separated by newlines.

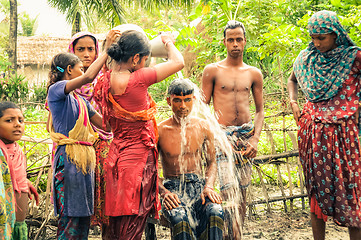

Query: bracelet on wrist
left=290, top=99, right=298, bottom=104
left=204, top=186, right=214, bottom=191
left=164, top=40, right=173, bottom=47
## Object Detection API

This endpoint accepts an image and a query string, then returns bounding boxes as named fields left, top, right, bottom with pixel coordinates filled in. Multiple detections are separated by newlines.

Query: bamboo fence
left=21, top=95, right=306, bottom=238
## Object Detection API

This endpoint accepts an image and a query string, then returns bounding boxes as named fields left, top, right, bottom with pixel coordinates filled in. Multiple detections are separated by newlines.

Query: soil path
left=86, top=208, right=349, bottom=240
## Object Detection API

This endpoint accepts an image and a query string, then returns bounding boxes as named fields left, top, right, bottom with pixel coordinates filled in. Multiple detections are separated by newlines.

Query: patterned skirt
left=54, top=154, right=90, bottom=239
left=91, top=138, right=112, bottom=227
left=298, top=112, right=361, bottom=228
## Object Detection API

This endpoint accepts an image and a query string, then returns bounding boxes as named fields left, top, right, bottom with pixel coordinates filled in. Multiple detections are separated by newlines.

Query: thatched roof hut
left=17, top=35, right=105, bottom=66
left=17, top=36, right=71, bottom=66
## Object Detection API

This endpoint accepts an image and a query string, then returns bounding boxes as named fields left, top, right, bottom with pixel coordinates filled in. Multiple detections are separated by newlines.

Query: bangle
left=290, top=99, right=298, bottom=104
left=204, top=186, right=214, bottom=191
left=164, top=40, right=173, bottom=47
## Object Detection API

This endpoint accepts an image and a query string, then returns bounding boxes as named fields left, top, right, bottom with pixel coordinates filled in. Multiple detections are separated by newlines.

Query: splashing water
left=169, top=78, right=247, bottom=238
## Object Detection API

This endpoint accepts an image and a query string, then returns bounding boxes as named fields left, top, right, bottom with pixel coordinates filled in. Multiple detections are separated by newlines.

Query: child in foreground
left=0, top=101, right=39, bottom=239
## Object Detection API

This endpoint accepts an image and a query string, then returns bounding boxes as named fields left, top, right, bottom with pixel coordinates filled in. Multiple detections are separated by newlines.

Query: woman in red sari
left=95, top=30, right=184, bottom=240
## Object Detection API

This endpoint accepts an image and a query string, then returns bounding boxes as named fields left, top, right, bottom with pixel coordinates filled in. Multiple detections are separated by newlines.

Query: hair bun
left=107, top=43, right=123, bottom=62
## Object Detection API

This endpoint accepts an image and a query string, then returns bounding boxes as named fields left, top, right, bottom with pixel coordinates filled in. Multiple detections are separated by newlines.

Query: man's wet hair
left=0, top=101, right=20, bottom=118
left=223, top=20, right=246, bottom=38
left=167, top=78, right=194, bottom=96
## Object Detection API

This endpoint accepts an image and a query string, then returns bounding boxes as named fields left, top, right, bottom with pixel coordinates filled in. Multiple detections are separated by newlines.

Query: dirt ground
left=86, top=207, right=349, bottom=240
left=241, top=209, right=349, bottom=240
left=36, top=187, right=350, bottom=239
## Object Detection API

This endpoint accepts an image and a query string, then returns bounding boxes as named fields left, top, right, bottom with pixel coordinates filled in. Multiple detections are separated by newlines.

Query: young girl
left=0, top=101, right=39, bottom=239
left=46, top=29, right=119, bottom=239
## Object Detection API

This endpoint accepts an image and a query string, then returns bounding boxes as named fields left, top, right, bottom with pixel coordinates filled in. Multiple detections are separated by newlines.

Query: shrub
left=31, top=81, right=47, bottom=103
left=0, top=73, right=29, bottom=103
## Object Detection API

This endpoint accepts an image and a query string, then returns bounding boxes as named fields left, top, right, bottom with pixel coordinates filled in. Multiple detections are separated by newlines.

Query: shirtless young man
left=201, top=20, right=264, bottom=239
left=158, top=79, right=224, bottom=240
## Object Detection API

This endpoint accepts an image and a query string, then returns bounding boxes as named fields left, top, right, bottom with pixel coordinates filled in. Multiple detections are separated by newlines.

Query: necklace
left=112, top=70, right=131, bottom=74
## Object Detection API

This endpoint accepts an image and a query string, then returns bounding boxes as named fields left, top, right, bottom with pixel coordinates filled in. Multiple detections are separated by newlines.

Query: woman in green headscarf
left=288, top=10, right=361, bottom=240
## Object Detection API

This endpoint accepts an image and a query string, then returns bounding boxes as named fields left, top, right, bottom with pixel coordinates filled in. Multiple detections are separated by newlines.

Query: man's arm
left=287, top=71, right=301, bottom=124
left=157, top=123, right=181, bottom=211
left=201, top=122, right=222, bottom=204
left=244, top=68, right=264, bottom=159
left=201, top=64, right=216, bottom=104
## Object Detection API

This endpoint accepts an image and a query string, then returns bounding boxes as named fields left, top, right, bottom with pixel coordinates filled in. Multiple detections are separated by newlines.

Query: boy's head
left=167, top=79, right=195, bottom=119
left=223, top=20, right=246, bottom=38
left=0, top=102, right=24, bottom=144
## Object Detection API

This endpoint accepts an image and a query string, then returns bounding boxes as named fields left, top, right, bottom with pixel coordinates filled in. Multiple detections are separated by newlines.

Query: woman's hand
left=160, top=32, right=176, bottom=47
left=104, top=29, right=122, bottom=51
left=290, top=100, right=301, bottom=124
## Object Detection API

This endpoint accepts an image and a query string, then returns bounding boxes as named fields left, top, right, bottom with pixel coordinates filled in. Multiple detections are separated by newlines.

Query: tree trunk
left=71, top=12, right=81, bottom=36
left=9, top=0, right=17, bottom=71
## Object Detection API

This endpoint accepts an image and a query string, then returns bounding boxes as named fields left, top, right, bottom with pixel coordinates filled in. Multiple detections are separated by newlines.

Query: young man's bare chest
left=159, top=126, right=205, bottom=158
left=214, top=68, right=253, bottom=95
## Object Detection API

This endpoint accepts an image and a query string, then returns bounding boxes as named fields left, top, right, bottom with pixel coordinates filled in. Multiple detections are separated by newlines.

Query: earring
left=133, top=63, right=136, bottom=67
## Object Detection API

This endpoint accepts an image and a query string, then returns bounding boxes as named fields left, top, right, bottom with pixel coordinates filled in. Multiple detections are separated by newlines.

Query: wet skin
left=158, top=94, right=222, bottom=210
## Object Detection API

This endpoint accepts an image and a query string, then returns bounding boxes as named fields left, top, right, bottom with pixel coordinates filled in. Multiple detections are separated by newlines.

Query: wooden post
left=255, top=166, right=271, bottom=212
left=276, top=164, right=288, bottom=212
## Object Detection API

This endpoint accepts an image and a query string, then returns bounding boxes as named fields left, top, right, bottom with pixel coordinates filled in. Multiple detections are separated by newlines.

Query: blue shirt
left=48, top=81, right=96, bottom=217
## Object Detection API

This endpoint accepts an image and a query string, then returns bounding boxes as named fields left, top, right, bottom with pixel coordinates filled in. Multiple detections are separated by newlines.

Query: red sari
left=298, top=51, right=361, bottom=227
left=94, top=68, right=160, bottom=240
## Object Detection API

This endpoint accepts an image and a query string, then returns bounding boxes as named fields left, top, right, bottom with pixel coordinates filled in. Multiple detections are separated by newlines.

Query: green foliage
left=0, top=0, right=9, bottom=16
left=252, top=163, right=300, bottom=187
left=47, top=0, right=124, bottom=33
left=21, top=106, right=50, bottom=193
left=186, top=0, right=361, bottom=94
left=31, top=82, right=47, bottom=103
left=0, top=0, right=9, bottom=63
left=340, top=5, right=361, bottom=46
left=0, top=73, right=29, bottom=103
left=19, top=12, right=39, bottom=36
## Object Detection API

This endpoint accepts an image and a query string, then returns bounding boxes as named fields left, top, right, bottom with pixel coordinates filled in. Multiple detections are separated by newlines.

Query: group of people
left=0, top=9, right=360, bottom=240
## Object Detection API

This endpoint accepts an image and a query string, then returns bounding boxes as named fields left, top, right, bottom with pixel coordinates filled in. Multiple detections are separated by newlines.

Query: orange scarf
left=108, top=92, right=159, bottom=142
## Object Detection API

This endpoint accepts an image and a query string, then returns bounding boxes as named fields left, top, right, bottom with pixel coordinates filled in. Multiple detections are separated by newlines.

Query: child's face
left=0, top=108, right=25, bottom=144
left=68, top=62, right=84, bottom=79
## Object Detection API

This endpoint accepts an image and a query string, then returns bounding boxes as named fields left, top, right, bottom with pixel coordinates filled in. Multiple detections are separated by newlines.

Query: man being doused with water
left=158, top=78, right=224, bottom=240
left=201, top=20, right=264, bottom=239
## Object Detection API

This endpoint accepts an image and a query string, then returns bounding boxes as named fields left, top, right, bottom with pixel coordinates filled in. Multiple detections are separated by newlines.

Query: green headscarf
left=293, top=10, right=360, bottom=102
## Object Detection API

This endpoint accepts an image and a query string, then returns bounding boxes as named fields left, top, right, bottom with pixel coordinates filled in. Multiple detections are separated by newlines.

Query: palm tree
left=8, top=0, right=17, bottom=71
left=47, top=0, right=193, bottom=36
left=47, top=0, right=125, bottom=36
